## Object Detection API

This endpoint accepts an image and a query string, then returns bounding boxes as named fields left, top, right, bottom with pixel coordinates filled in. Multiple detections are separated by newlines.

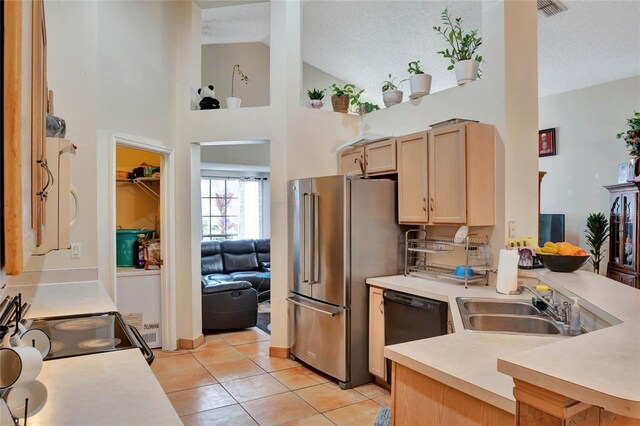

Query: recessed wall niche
left=197, top=0, right=270, bottom=110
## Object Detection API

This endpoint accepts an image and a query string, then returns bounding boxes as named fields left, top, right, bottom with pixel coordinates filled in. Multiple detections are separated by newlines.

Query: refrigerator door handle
left=286, top=297, right=338, bottom=317
left=310, top=192, right=319, bottom=284
left=303, top=192, right=319, bottom=284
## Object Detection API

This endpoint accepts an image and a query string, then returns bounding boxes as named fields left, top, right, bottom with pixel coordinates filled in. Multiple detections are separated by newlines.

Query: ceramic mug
left=0, top=332, right=43, bottom=389
left=10, top=323, right=51, bottom=359
left=3, top=380, right=48, bottom=418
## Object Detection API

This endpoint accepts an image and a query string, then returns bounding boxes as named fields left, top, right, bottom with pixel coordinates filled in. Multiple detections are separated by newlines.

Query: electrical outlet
left=508, top=221, right=516, bottom=238
left=71, top=243, right=82, bottom=259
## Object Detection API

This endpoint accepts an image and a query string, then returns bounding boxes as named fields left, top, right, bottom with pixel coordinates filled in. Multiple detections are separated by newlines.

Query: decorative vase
left=382, top=90, right=403, bottom=107
left=454, top=60, right=480, bottom=86
left=628, top=158, right=640, bottom=182
left=226, top=97, right=242, bottom=109
left=331, top=95, right=349, bottom=113
left=308, top=100, right=323, bottom=109
left=409, top=74, right=432, bottom=98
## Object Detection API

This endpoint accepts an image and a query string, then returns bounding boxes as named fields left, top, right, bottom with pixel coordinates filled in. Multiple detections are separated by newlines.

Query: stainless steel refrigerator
left=287, top=175, right=402, bottom=389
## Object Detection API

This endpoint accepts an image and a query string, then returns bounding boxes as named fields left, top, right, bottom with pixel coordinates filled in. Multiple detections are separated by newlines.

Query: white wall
left=200, top=143, right=270, bottom=167
left=201, top=43, right=270, bottom=108
left=14, top=1, right=179, bottom=295
left=539, top=76, right=640, bottom=252
left=18, top=1, right=99, bottom=279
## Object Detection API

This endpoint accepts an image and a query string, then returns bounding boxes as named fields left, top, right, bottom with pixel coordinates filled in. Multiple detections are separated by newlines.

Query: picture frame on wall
left=538, top=128, right=556, bottom=157
left=617, top=163, right=631, bottom=184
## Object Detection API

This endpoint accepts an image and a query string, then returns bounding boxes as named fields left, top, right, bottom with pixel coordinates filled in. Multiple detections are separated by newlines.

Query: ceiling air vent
left=537, top=0, right=568, bottom=17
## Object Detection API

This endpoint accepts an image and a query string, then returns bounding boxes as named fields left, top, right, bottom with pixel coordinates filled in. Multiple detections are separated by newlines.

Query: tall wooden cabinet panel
left=339, top=146, right=364, bottom=176
left=397, top=123, right=495, bottom=226
left=428, top=125, right=467, bottom=224
left=368, top=286, right=386, bottom=380
left=365, top=138, right=396, bottom=175
left=398, top=132, right=429, bottom=224
left=3, top=0, right=47, bottom=275
left=605, top=183, right=640, bottom=289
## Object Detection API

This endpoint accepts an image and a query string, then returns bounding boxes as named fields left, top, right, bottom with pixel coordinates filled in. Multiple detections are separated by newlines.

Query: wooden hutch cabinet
left=605, top=183, right=640, bottom=289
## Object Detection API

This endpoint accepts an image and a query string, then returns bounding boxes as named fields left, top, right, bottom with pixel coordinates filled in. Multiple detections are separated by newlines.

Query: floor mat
left=374, top=407, right=391, bottom=426
left=257, top=312, right=270, bottom=335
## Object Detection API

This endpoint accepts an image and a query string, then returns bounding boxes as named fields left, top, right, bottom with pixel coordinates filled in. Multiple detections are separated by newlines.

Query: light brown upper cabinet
left=339, top=138, right=397, bottom=177
left=398, top=122, right=495, bottom=226
left=364, top=138, right=396, bottom=175
left=339, top=146, right=365, bottom=176
left=398, top=132, right=429, bottom=224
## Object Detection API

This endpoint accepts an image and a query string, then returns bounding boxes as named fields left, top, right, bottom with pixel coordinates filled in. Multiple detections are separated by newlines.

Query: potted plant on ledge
left=616, top=111, right=640, bottom=180
left=349, top=89, right=380, bottom=115
left=433, top=8, right=483, bottom=86
left=330, top=83, right=356, bottom=113
left=226, top=64, right=250, bottom=109
left=381, top=74, right=407, bottom=108
left=307, top=88, right=325, bottom=109
left=407, top=60, right=432, bottom=98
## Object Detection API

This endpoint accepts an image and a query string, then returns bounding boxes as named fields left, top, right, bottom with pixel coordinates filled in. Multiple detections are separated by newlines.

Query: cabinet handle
left=37, top=159, right=55, bottom=200
left=422, top=198, right=427, bottom=212
left=430, top=197, right=434, bottom=212
left=379, top=301, right=384, bottom=314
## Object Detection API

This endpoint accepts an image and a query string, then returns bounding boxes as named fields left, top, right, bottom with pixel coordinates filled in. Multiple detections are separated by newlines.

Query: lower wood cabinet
left=392, top=362, right=514, bottom=425
left=368, top=286, right=386, bottom=380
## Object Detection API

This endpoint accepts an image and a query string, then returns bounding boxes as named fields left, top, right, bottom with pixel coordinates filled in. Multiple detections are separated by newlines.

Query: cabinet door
left=428, top=125, right=466, bottom=224
left=369, top=287, right=386, bottom=379
left=610, top=194, right=623, bottom=266
left=340, top=146, right=364, bottom=176
left=365, top=138, right=396, bottom=175
left=397, top=132, right=428, bottom=224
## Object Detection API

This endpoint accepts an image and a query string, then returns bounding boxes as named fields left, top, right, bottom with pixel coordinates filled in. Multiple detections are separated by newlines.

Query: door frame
left=109, top=133, right=177, bottom=351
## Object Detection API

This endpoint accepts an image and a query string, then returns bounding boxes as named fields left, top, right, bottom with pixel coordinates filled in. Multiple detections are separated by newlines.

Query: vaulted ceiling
left=200, top=1, right=640, bottom=104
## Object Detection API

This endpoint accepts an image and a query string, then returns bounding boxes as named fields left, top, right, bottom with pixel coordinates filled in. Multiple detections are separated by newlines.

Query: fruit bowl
left=537, top=254, right=589, bottom=273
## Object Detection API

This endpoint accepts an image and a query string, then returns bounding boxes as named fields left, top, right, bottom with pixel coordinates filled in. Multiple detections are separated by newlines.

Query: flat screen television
left=539, top=214, right=565, bottom=246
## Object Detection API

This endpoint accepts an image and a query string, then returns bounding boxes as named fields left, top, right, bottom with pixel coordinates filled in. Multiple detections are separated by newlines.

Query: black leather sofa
left=201, top=239, right=270, bottom=300
left=200, top=239, right=270, bottom=331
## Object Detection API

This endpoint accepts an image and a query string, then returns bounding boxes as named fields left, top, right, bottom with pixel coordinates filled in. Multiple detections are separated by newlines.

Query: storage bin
left=116, top=229, right=154, bottom=267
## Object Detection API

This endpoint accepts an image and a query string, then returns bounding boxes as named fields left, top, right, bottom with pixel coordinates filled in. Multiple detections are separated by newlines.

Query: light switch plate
left=71, top=243, right=82, bottom=259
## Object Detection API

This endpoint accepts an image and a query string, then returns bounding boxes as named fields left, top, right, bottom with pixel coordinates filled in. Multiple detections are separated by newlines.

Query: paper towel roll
left=496, top=249, right=519, bottom=294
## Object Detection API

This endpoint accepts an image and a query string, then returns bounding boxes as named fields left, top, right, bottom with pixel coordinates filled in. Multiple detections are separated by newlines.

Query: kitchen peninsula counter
left=367, top=271, right=640, bottom=420
left=6, top=281, right=181, bottom=425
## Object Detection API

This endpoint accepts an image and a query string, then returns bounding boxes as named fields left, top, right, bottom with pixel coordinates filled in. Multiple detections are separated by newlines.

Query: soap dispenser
left=569, top=297, right=581, bottom=336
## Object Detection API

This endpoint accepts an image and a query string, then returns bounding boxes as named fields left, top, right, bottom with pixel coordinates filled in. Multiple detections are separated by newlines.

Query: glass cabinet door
left=622, top=193, right=636, bottom=269
left=610, top=195, right=621, bottom=265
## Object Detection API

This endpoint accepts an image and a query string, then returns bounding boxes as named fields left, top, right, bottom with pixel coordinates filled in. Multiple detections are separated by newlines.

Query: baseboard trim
left=177, top=335, right=205, bottom=350
left=269, top=346, right=290, bottom=358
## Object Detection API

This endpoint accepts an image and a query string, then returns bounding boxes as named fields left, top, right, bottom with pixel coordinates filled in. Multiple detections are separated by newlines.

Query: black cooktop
left=29, top=312, right=136, bottom=361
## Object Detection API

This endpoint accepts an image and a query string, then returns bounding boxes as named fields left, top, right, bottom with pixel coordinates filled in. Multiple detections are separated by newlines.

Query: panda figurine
left=198, top=85, right=220, bottom=110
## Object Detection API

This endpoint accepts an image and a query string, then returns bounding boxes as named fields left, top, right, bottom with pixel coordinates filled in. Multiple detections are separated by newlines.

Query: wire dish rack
left=404, top=229, right=491, bottom=288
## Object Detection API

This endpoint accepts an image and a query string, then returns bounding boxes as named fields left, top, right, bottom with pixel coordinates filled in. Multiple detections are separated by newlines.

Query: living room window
left=201, top=177, right=264, bottom=240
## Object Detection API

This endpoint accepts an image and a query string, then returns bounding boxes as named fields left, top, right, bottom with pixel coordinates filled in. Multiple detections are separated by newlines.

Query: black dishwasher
left=383, top=290, right=448, bottom=382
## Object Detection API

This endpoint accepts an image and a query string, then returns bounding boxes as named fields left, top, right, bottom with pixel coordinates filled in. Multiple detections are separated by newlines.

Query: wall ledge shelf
left=116, top=177, right=160, bottom=201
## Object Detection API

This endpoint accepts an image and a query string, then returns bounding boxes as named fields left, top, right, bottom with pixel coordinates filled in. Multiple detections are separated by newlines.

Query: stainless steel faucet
left=518, top=285, right=567, bottom=323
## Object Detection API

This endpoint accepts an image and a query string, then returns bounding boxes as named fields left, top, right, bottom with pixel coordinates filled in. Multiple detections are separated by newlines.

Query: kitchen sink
left=461, top=299, right=540, bottom=315
left=466, top=314, right=562, bottom=335
left=456, top=297, right=565, bottom=336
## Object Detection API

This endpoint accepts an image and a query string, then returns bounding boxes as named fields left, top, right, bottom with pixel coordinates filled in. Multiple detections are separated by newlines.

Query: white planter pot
left=307, top=100, right=323, bottom=109
left=409, top=74, right=432, bottom=97
left=226, top=97, right=242, bottom=109
left=382, top=90, right=403, bottom=107
left=454, top=60, right=480, bottom=86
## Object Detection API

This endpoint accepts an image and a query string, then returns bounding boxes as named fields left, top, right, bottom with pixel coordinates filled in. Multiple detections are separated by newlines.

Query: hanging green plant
left=616, top=111, right=640, bottom=157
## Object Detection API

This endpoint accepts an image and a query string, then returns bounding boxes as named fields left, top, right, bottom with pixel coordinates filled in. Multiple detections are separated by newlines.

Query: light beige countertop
left=6, top=281, right=181, bottom=425
left=367, top=272, right=640, bottom=418
left=27, top=349, right=181, bottom=426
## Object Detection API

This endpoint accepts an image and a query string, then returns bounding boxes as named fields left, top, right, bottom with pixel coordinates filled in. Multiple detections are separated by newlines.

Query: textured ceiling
left=200, top=1, right=640, bottom=104
left=201, top=2, right=269, bottom=45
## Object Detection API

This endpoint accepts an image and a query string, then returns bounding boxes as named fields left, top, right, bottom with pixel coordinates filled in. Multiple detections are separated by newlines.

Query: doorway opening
left=198, top=140, right=271, bottom=335
left=109, top=134, right=176, bottom=351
